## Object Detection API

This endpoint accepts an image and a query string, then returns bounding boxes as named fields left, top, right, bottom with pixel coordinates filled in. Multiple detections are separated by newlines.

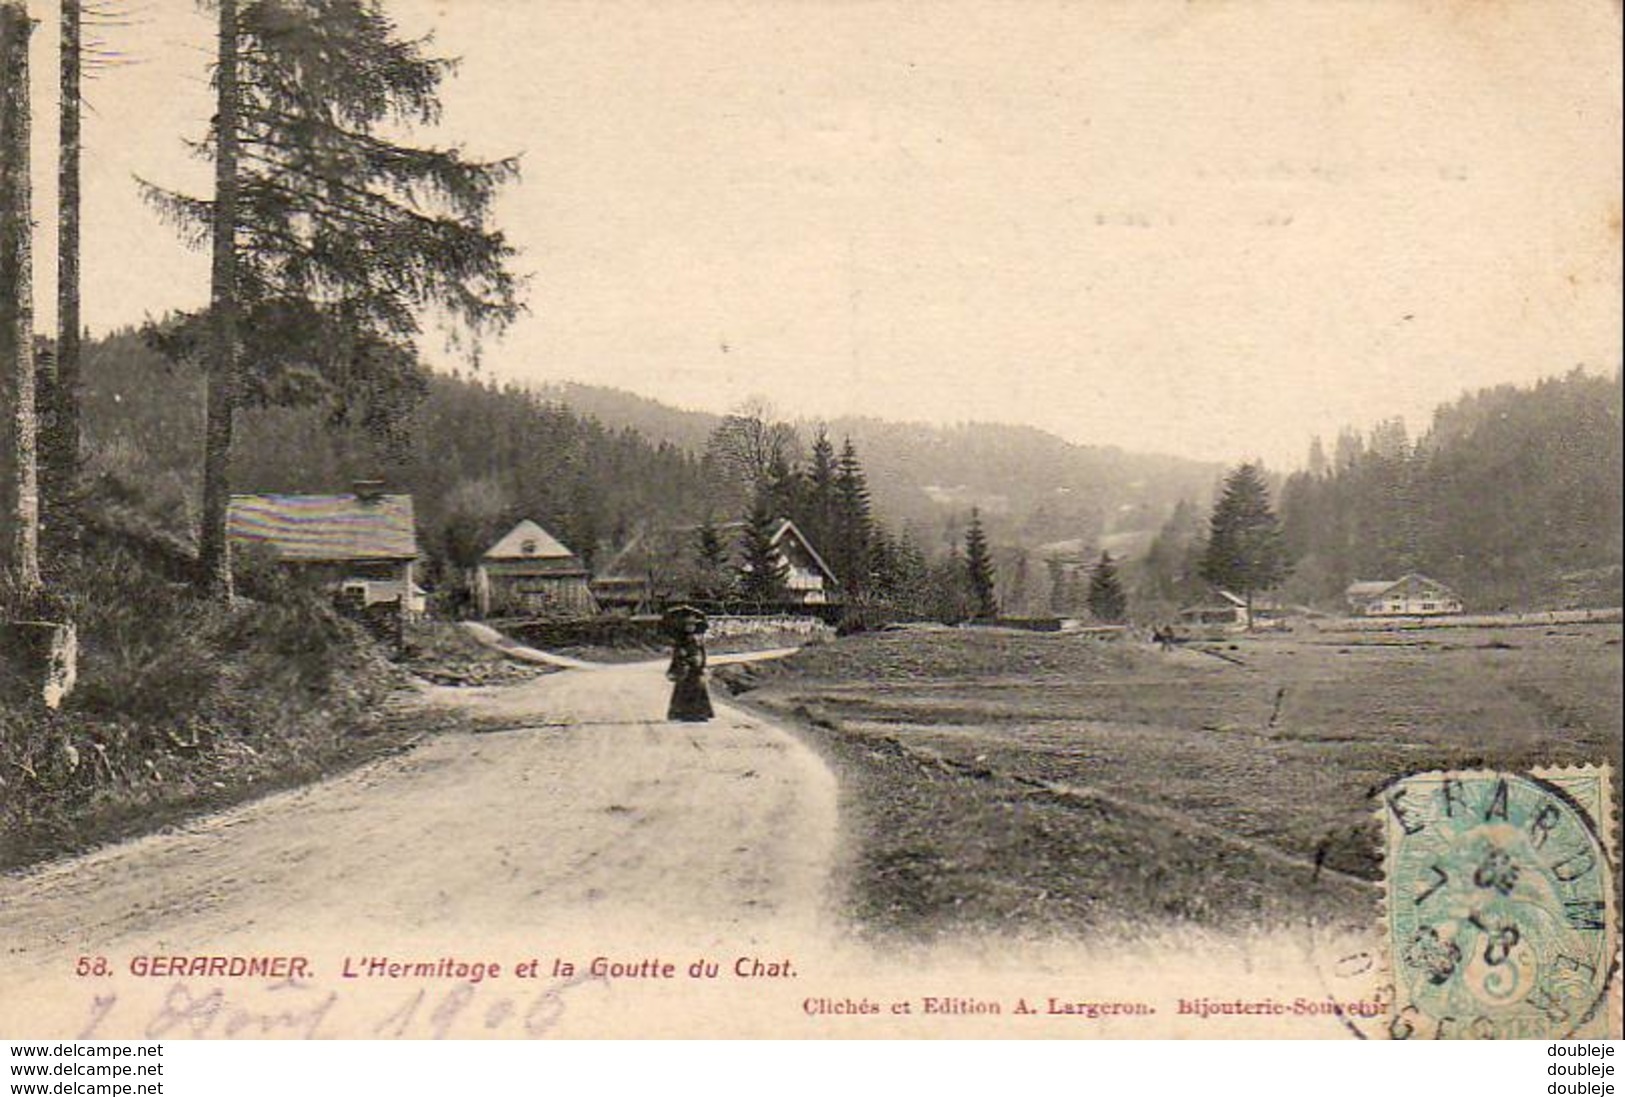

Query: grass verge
left=1, top=542, right=495, bottom=870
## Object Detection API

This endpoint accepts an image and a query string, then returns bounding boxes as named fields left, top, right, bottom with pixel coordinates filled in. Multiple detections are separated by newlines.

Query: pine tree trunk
left=1, top=1, right=41, bottom=598
left=49, top=0, right=81, bottom=539
left=197, top=0, right=240, bottom=599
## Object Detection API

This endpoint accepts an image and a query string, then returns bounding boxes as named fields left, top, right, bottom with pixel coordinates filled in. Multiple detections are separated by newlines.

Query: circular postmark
left=1380, top=770, right=1616, bottom=1039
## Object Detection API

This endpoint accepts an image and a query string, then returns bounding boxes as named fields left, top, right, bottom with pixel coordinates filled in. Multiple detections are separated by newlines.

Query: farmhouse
left=1177, top=590, right=1289, bottom=631
left=1345, top=574, right=1463, bottom=617
left=749, top=517, right=839, bottom=607
left=474, top=519, right=597, bottom=619
left=591, top=517, right=839, bottom=616
left=226, top=484, right=420, bottom=616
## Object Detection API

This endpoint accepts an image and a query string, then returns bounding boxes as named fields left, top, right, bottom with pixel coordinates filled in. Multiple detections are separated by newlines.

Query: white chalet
left=1345, top=574, right=1463, bottom=617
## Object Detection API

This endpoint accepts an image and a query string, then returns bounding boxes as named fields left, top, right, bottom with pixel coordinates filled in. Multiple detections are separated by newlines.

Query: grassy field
left=720, top=621, right=1623, bottom=941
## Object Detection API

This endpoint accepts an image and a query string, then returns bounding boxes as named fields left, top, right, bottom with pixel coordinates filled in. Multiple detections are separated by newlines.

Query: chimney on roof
left=353, top=479, right=387, bottom=503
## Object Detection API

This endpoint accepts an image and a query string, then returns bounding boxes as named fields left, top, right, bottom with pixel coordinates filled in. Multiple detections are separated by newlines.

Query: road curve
left=0, top=660, right=839, bottom=996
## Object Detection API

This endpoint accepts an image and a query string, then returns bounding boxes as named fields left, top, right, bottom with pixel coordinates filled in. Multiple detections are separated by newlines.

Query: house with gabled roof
left=591, top=516, right=839, bottom=616
left=1177, top=589, right=1290, bottom=631
left=226, top=481, right=423, bottom=616
left=1346, top=574, right=1463, bottom=617
left=474, top=518, right=596, bottom=619
left=765, top=517, right=837, bottom=605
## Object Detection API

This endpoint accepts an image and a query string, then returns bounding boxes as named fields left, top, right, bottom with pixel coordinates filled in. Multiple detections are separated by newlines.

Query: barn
left=226, top=485, right=421, bottom=617
left=1345, top=574, right=1463, bottom=617
left=475, top=519, right=597, bottom=619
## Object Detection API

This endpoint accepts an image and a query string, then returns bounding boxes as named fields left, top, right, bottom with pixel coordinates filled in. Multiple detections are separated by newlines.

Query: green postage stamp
left=1381, top=767, right=1619, bottom=1040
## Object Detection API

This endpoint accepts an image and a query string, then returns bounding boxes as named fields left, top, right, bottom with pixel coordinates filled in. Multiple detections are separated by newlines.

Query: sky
left=19, top=0, right=1624, bottom=468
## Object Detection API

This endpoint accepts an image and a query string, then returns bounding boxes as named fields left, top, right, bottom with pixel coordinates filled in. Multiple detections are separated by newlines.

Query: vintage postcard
left=0, top=0, right=1620, bottom=1040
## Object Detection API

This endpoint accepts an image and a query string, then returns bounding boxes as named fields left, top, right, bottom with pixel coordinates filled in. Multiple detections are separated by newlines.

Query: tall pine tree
left=1086, top=550, right=1127, bottom=623
left=964, top=507, right=997, bottom=619
left=738, top=491, right=788, bottom=607
left=1201, top=463, right=1290, bottom=628
left=144, top=0, right=521, bottom=596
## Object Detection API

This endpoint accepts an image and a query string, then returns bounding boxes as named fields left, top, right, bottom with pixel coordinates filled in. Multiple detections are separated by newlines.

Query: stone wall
left=705, top=614, right=834, bottom=641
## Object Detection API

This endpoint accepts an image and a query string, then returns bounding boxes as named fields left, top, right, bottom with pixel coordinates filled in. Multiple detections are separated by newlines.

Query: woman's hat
left=662, top=604, right=709, bottom=634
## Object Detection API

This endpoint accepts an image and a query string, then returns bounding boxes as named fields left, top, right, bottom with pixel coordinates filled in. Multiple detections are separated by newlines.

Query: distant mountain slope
left=530, top=382, right=1222, bottom=556
left=532, top=382, right=720, bottom=454
left=823, top=415, right=1220, bottom=552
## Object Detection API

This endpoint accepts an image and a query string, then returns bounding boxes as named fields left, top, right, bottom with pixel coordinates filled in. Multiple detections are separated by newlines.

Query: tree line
left=1275, top=369, right=1622, bottom=610
left=33, top=331, right=1085, bottom=626
left=698, top=402, right=1136, bottom=625
left=1133, top=368, right=1623, bottom=616
left=700, top=404, right=981, bottom=622
left=18, top=327, right=716, bottom=581
left=3, top=1, right=1061, bottom=631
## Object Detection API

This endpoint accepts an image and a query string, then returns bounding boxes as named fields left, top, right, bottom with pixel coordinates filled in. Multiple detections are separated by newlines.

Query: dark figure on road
left=665, top=606, right=714, bottom=723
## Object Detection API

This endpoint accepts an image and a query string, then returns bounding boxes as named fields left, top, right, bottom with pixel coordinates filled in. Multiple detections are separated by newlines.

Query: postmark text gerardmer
left=1381, top=768, right=1618, bottom=1040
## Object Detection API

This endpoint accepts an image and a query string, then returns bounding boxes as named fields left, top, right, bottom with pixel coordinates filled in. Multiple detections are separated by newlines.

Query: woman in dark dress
left=666, top=610, right=714, bottom=723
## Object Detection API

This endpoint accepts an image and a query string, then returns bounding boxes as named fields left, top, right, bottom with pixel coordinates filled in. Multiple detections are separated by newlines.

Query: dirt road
left=0, top=658, right=839, bottom=991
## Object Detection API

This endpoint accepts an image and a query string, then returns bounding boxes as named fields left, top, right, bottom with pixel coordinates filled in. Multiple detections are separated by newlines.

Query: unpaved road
left=0, top=658, right=839, bottom=983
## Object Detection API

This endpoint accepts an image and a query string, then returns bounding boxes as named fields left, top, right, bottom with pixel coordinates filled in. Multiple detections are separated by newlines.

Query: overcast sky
left=22, top=0, right=1623, bottom=467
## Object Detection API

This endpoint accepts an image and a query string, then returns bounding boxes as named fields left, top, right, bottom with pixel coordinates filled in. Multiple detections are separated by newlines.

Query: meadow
left=721, top=620, right=1622, bottom=940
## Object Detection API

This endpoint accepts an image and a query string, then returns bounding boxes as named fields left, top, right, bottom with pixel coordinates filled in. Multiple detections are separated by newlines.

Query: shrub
left=0, top=537, right=402, bottom=869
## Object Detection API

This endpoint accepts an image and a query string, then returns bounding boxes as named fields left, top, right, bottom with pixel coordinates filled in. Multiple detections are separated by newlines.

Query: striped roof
left=227, top=494, right=418, bottom=562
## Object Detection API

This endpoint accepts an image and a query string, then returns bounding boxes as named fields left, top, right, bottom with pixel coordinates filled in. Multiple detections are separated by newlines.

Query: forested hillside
left=1278, top=369, right=1622, bottom=610
left=8, top=332, right=1220, bottom=583
left=5, top=328, right=715, bottom=585
left=1133, top=369, right=1623, bottom=614
left=10, top=328, right=1613, bottom=617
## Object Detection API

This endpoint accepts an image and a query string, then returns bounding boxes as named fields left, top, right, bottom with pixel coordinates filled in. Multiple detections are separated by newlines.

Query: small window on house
left=521, top=539, right=538, bottom=555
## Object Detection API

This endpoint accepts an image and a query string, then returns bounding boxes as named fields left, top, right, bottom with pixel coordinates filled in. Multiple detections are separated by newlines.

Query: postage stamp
left=1379, top=767, right=1619, bottom=1040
